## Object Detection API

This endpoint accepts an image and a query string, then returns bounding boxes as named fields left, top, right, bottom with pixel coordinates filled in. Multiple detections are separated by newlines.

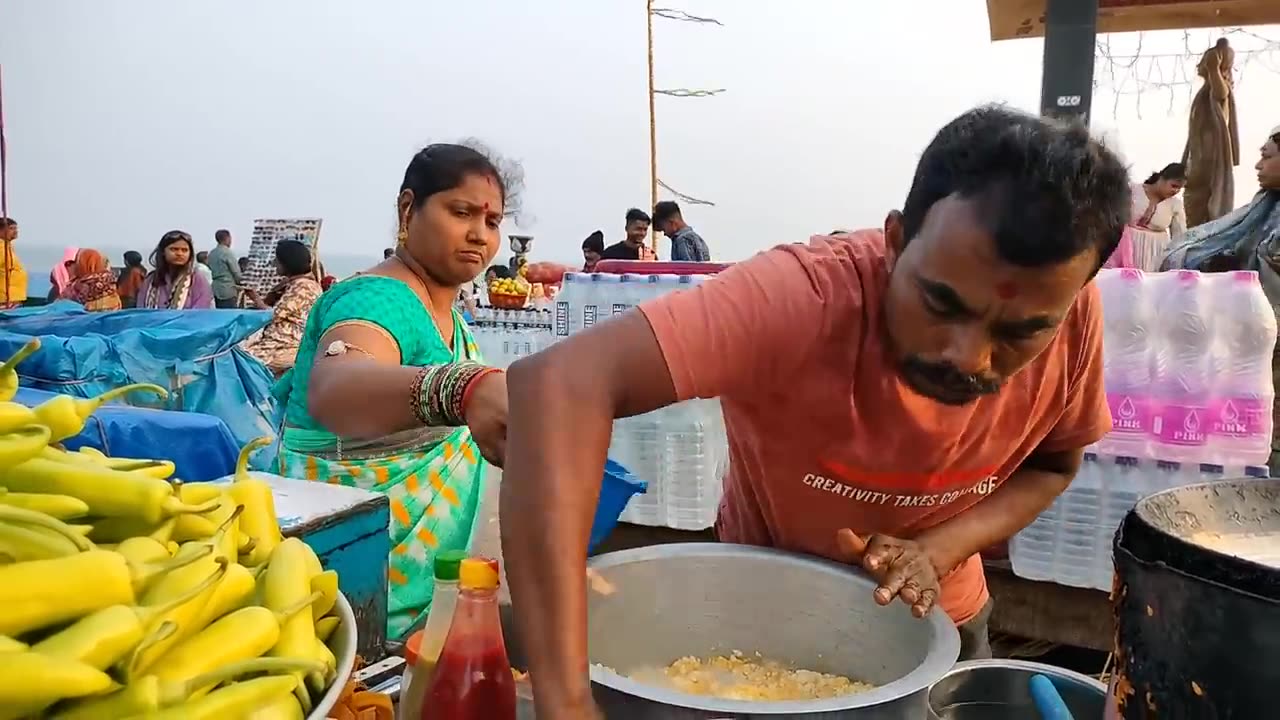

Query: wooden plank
left=985, top=560, right=1114, bottom=652
left=988, top=0, right=1280, bottom=40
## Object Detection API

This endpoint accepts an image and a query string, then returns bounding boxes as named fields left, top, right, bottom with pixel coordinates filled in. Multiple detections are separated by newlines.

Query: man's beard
left=898, top=355, right=1003, bottom=406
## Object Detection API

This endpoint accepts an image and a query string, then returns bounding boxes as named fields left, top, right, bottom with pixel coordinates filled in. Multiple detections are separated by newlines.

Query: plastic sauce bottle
left=400, top=549, right=466, bottom=720
left=422, top=557, right=516, bottom=720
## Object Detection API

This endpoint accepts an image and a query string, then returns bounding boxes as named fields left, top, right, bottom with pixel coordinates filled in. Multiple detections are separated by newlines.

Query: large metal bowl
left=585, top=544, right=960, bottom=719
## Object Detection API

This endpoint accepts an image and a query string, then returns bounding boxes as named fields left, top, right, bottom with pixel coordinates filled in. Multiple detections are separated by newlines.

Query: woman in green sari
left=275, top=143, right=511, bottom=638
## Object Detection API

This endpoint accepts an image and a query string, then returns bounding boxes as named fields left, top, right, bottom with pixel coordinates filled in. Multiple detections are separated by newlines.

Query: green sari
left=273, top=275, right=485, bottom=639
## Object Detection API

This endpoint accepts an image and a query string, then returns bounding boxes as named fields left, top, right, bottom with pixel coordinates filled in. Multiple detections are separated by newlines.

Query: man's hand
left=836, top=528, right=940, bottom=618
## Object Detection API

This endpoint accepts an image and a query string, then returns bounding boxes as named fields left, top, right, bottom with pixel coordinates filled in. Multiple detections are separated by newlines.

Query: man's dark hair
left=652, top=201, right=682, bottom=226
left=0, top=218, right=13, bottom=229
left=215, top=229, right=231, bottom=243
left=624, top=208, right=650, bottom=226
left=196, top=251, right=209, bottom=263
left=1143, top=162, right=1186, bottom=185
left=900, top=105, right=1130, bottom=271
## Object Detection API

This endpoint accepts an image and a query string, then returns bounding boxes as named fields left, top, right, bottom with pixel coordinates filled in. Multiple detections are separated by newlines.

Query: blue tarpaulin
left=14, top=387, right=240, bottom=481
left=0, top=302, right=280, bottom=467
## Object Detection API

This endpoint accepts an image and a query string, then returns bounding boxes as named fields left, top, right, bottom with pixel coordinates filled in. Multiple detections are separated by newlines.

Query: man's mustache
left=901, top=355, right=1002, bottom=399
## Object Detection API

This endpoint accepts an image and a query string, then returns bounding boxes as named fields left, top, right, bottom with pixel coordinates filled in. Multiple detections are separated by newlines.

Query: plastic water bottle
left=554, top=273, right=581, bottom=337
left=1097, top=269, right=1154, bottom=457
left=1210, top=271, right=1277, bottom=466
left=1151, top=271, right=1213, bottom=463
left=589, top=274, right=621, bottom=328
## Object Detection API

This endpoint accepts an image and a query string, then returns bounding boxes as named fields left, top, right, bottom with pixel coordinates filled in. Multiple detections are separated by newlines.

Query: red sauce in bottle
left=422, top=558, right=516, bottom=720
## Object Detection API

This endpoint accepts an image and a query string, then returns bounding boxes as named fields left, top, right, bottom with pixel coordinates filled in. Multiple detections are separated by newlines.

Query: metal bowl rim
left=929, top=658, right=1107, bottom=698
left=586, top=543, right=961, bottom=714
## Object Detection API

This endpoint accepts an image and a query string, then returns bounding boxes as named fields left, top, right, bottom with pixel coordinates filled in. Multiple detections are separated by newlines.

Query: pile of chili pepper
left=0, top=341, right=347, bottom=719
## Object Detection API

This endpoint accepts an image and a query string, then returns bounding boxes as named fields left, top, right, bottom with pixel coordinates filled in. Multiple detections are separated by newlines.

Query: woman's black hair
left=123, top=250, right=144, bottom=268
left=400, top=141, right=525, bottom=218
left=486, top=264, right=512, bottom=280
left=149, top=231, right=194, bottom=281
left=275, top=240, right=313, bottom=277
left=1143, top=162, right=1186, bottom=185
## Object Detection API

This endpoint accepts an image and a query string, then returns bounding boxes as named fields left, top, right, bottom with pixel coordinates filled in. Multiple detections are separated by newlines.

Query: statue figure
left=1181, top=38, right=1241, bottom=228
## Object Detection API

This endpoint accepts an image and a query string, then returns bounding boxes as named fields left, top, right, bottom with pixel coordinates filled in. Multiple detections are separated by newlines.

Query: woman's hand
left=836, top=528, right=941, bottom=618
left=463, top=371, right=507, bottom=467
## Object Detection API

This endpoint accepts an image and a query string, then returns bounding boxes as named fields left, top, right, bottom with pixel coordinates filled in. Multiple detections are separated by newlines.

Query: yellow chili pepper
left=0, top=637, right=26, bottom=653
left=307, top=634, right=338, bottom=696
left=187, top=561, right=257, bottom=636
left=0, top=425, right=52, bottom=470
left=89, top=515, right=182, bottom=545
left=246, top=694, right=305, bottom=720
left=49, top=657, right=323, bottom=720
left=115, top=536, right=172, bottom=567
left=122, top=675, right=301, bottom=720
left=6, top=456, right=216, bottom=524
left=0, top=490, right=90, bottom=520
left=230, top=436, right=281, bottom=566
left=0, top=401, right=37, bottom=434
left=174, top=495, right=240, bottom=561
left=148, top=590, right=321, bottom=697
left=49, top=446, right=178, bottom=479
left=315, top=616, right=340, bottom=644
left=0, top=503, right=94, bottom=551
left=0, top=651, right=115, bottom=711
left=0, top=547, right=210, bottom=637
left=0, top=521, right=80, bottom=560
left=263, top=538, right=321, bottom=712
left=76, top=445, right=108, bottom=460
left=0, top=339, right=39, bottom=403
left=32, top=383, right=168, bottom=444
left=311, top=569, right=339, bottom=619
left=8, top=567, right=226, bottom=719
left=128, top=512, right=244, bottom=677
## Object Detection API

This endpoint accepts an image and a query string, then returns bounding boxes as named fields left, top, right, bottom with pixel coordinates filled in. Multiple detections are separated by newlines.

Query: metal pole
left=1039, top=0, right=1099, bottom=125
left=646, top=0, right=659, bottom=254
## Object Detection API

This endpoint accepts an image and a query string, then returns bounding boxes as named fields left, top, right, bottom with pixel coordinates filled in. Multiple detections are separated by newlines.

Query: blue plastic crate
left=591, top=460, right=647, bottom=551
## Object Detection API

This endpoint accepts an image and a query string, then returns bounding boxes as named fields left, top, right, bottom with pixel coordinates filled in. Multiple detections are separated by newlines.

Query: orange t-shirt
left=639, top=230, right=1111, bottom=625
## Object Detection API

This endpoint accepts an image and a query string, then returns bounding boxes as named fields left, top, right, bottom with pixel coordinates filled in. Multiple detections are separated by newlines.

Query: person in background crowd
left=653, top=200, right=711, bottom=261
left=384, top=248, right=395, bottom=259
left=117, top=250, right=147, bottom=308
left=0, top=219, right=27, bottom=309
left=1108, top=162, right=1187, bottom=271
left=208, top=229, right=243, bottom=309
left=601, top=208, right=657, bottom=261
left=236, top=256, right=252, bottom=308
left=138, top=230, right=214, bottom=309
left=60, top=249, right=122, bottom=312
left=581, top=230, right=604, bottom=271
left=194, top=250, right=215, bottom=286
left=48, top=247, right=80, bottom=302
left=241, top=240, right=323, bottom=376
left=274, top=143, right=511, bottom=638
left=485, top=265, right=511, bottom=284
left=321, top=274, right=338, bottom=291
left=503, top=106, right=1132, bottom=718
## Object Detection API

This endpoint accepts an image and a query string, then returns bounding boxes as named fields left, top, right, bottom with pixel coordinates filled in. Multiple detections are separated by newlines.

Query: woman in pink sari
left=46, top=247, right=79, bottom=301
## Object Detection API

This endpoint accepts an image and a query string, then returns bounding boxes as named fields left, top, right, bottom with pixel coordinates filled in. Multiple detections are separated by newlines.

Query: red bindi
left=995, top=281, right=1018, bottom=300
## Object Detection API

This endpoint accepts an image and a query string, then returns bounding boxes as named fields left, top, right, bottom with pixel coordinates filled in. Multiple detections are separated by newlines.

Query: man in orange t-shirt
left=502, top=105, right=1132, bottom=719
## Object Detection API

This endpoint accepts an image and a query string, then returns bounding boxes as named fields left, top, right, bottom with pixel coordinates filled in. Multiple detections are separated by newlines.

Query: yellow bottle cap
left=459, top=557, right=500, bottom=590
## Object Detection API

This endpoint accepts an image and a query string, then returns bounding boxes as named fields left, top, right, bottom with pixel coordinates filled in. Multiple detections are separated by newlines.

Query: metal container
left=926, top=659, right=1106, bottom=719
left=583, top=543, right=960, bottom=719
left=1113, top=477, right=1280, bottom=718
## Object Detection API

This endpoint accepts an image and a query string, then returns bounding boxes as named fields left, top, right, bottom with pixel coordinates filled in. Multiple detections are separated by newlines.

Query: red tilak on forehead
left=995, top=281, right=1018, bottom=300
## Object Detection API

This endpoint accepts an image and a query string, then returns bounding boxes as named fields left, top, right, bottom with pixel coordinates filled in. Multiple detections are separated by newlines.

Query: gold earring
left=397, top=225, right=408, bottom=246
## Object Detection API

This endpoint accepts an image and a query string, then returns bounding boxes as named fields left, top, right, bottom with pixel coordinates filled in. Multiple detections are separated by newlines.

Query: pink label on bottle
left=1210, top=396, right=1269, bottom=438
left=1106, top=394, right=1152, bottom=436
left=1153, top=404, right=1208, bottom=446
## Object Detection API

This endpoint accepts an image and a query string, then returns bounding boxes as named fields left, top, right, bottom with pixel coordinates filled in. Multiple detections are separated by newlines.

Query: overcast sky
left=4, top=1, right=1279, bottom=264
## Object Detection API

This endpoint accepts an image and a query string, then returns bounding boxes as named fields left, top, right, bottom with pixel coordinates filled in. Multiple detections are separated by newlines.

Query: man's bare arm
left=503, top=310, right=678, bottom=717
left=914, top=447, right=1083, bottom=575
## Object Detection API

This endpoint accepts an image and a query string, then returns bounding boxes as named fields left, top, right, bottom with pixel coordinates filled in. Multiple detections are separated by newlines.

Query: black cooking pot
left=1112, top=478, right=1280, bottom=719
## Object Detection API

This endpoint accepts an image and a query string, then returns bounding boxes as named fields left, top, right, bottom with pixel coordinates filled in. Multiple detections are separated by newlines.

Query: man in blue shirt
left=652, top=200, right=711, bottom=261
